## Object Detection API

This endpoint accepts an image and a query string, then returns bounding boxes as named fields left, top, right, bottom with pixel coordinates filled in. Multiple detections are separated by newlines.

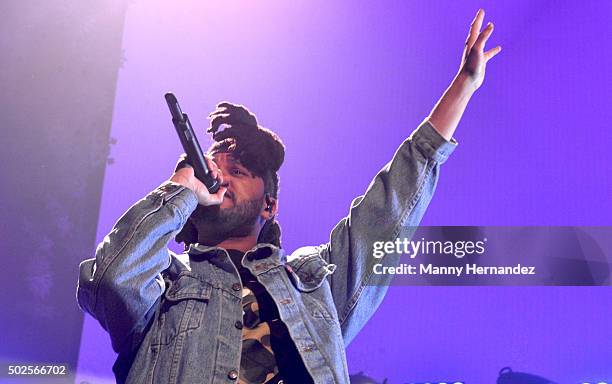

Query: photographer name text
left=373, top=263, right=536, bottom=276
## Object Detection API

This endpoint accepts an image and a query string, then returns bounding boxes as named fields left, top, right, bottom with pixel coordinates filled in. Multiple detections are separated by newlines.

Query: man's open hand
left=426, top=9, right=502, bottom=140
left=459, top=9, right=501, bottom=90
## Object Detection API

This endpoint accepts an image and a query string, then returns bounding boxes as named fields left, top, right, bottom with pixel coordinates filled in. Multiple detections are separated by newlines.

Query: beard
left=190, top=195, right=264, bottom=245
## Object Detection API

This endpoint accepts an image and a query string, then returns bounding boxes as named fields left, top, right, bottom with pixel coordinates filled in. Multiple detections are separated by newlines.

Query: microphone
left=165, top=92, right=220, bottom=194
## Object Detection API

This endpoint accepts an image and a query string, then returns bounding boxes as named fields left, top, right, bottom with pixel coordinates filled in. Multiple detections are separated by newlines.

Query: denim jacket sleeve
left=76, top=181, right=198, bottom=353
left=318, top=119, right=457, bottom=346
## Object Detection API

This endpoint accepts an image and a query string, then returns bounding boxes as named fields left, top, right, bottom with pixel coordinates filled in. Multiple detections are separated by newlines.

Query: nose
left=218, top=174, right=232, bottom=200
left=218, top=169, right=231, bottom=189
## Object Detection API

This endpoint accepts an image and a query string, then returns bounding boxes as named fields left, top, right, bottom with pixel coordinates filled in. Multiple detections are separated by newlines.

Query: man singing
left=77, top=9, right=500, bottom=384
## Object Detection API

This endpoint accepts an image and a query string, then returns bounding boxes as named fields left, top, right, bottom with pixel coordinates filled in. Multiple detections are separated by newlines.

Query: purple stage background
left=4, top=1, right=610, bottom=383
left=78, top=1, right=612, bottom=383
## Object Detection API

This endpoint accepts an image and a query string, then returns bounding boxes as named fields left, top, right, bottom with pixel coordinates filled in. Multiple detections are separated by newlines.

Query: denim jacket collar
left=187, top=242, right=286, bottom=277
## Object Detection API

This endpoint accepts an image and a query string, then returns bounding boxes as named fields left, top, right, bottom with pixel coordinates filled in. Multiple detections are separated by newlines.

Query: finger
left=204, top=156, right=218, bottom=178
left=181, top=164, right=194, bottom=176
left=484, top=45, right=502, bottom=61
left=210, top=186, right=228, bottom=203
left=473, top=22, right=494, bottom=52
left=465, top=9, right=484, bottom=51
left=216, top=169, right=224, bottom=185
left=174, top=153, right=193, bottom=172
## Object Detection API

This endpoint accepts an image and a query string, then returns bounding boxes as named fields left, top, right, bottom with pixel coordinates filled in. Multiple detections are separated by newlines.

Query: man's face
left=190, top=152, right=267, bottom=239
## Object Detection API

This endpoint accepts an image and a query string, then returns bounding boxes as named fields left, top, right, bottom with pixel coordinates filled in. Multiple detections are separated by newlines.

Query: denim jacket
left=77, top=120, right=456, bottom=384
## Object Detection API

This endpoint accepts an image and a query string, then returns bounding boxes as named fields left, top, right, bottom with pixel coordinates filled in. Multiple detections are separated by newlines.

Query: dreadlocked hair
left=208, top=129, right=282, bottom=199
left=175, top=102, right=285, bottom=250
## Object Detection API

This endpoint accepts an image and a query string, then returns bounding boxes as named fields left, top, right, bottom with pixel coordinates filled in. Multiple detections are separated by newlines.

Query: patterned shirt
left=227, top=250, right=313, bottom=384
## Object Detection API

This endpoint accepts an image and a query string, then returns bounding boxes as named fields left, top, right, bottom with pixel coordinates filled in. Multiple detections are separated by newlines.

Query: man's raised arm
left=318, top=8, right=501, bottom=345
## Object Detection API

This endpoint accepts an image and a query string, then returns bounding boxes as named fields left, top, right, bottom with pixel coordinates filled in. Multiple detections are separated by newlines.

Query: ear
left=261, top=193, right=278, bottom=220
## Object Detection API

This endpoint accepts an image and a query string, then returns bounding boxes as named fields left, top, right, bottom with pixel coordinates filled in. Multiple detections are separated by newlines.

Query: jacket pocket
left=286, top=251, right=338, bottom=323
left=153, top=273, right=212, bottom=346
left=286, top=249, right=337, bottom=293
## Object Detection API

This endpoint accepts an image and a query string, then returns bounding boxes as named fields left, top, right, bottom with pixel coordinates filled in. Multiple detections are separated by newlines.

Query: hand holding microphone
left=165, top=92, right=226, bottom=205
left=170, top=154, right=227, bottom=206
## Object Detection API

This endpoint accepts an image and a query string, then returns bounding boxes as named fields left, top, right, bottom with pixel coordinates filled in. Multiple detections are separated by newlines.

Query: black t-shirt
left=227, top=249, right=313, bottom=384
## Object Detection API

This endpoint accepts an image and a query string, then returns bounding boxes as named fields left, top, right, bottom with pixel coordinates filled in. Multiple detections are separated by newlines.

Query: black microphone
left=165, top=92, right=220, bottom=194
